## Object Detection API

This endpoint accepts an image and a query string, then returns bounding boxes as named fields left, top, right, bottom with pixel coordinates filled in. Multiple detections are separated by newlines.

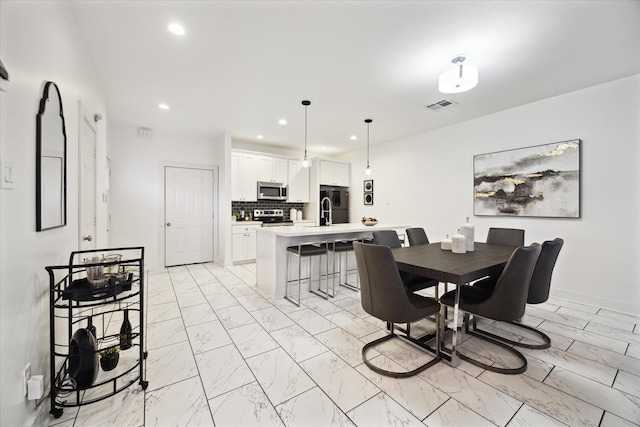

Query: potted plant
left=99, top=346, right=120, bottom=371
left=232, top=211, right=240, bottom=222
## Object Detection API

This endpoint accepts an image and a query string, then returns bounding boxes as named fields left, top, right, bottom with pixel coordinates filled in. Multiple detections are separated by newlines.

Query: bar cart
left=46, top=247, right=147, bottom=419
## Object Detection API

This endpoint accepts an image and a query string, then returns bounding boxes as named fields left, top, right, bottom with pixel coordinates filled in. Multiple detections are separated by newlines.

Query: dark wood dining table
left=391, top=242, right=517, bottom=365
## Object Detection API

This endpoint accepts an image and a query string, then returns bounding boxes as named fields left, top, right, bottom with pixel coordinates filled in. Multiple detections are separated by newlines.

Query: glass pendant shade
left=439, top=56, right=478, bottom=94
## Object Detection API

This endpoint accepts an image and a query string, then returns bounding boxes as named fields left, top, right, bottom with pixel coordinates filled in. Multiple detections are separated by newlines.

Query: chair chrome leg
left=458, top=315, right=528, bottom=374
left=471, top=319, right=551, bottom=349
left=309, top=243, right=332, bottom=300
left=362, top=323, right=439, bottom=378
left=285, top=250, right=301, bottom=307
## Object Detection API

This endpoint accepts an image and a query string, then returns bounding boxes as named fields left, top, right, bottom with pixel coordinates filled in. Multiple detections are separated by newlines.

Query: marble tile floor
left=49, top=262, right=640, bottom=427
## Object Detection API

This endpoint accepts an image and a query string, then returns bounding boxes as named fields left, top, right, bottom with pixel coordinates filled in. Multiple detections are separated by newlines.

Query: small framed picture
left=363, top=180, right=373, bottom=192
left=364, top=192, right=374, bottom=205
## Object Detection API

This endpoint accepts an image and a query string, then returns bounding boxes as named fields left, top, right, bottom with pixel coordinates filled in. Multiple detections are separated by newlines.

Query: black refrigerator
left=320, top=186, right=349, bottom=225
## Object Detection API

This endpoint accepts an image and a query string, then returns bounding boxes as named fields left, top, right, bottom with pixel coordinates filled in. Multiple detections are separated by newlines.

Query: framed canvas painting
left=473, top=139, right=581, bottom=218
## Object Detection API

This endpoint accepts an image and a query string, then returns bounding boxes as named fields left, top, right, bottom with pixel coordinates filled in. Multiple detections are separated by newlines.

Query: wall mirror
left=36, top=81, right=67, bottom=231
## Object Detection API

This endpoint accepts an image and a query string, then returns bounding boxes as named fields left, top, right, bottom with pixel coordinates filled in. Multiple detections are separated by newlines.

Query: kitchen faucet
left=320, top=196, right=332, bottom=226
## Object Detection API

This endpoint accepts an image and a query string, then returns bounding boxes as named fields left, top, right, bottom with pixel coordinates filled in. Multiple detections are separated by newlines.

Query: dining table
left=391, top=242, right=517, bottom=366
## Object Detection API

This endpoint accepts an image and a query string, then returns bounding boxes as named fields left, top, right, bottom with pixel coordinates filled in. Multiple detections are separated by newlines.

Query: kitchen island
left=256, top=223, right=409, bottom=299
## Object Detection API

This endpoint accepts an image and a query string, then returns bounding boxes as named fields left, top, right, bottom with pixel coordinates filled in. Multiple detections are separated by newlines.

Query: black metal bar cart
left=46, top=247, right=147, bottom=419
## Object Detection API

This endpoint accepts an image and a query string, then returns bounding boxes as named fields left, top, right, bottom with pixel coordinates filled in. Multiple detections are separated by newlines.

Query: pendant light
left=365, top=119, right=372, bottom=175
left=301, top=100, right=311, bottom=168
left=438, top=55, right=478, bottom=94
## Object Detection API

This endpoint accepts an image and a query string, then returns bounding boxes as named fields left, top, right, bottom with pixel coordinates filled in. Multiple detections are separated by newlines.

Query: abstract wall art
left=473, top=139, right=581, bottom=218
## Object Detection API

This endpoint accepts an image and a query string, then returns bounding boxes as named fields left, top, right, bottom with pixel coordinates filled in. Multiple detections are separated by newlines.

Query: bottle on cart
left=119, top=309, right=132, bottom=350
left=87, top=315, right=97, bottom=338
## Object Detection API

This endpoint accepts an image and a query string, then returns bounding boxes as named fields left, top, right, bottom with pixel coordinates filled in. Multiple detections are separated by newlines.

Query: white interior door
left=165, top=167, right=214, bottom=266
left=79, top=114, right=96, bottom=250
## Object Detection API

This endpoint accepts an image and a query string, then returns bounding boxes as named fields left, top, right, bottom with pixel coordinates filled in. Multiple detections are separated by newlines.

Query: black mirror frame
left=36, top=81, right=67, bottom=231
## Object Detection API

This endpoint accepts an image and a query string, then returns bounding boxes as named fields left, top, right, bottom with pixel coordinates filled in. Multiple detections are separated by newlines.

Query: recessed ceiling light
left=158, top=103, right=170, bottom=110
left=278, top=119, right=287, bottom=125
left=257, top=135, right=264, bottom=139
left=350, top=135, right=358, bottom=140
left=168, top=23, right=185, bottom=36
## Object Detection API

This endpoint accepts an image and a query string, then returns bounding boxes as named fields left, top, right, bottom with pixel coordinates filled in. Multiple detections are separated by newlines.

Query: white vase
left=441, top=234, right=452, bottom=250
left=460, top=216, right=475, bottom=252
left=296, top=210, right=303, bottom=220
left=452, top=228, right=467, bottom=254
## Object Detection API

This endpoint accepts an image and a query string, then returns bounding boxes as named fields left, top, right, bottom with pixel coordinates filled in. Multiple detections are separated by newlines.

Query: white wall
left=342, top=75, right=640, bottom=315
left=0, top=2, right=108, bottom=426
left=108, top=123, right=225, bottom=270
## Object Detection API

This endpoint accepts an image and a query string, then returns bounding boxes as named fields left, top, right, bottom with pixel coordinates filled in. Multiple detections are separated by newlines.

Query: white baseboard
left=27, top=398, right=48, bottom=427
left=552, top=287, right=639, bottom=317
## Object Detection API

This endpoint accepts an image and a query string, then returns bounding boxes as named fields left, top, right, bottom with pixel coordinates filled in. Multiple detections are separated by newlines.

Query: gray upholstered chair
left=528, top=238, right=564, bottom=304
left=473, top=238, right=564, bottom=349
left=372, top=230, right=439, bottom=293
left=353, top=242, right=440, bottom=377
left=372, top=230, right=402, bottom=248
left=406, top=227, right=429, bottom=246
left=486, top=228, right=525, bottom=246
left=440, top=244, right=541, bottom=374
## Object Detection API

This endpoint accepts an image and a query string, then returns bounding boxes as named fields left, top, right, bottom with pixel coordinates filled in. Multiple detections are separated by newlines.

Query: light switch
left=0, top=158, right=15, bottom=189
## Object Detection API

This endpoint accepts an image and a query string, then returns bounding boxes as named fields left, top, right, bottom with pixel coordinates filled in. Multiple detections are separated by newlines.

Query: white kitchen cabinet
left=257, top=155, right=288, bottom=184
left=287, top=159, right=310, bottom=203
left=319, top=160, right=350, bottom=186
left=232, top=224, right=260, bottom=262
left=231, top=152, right=258, bottom=201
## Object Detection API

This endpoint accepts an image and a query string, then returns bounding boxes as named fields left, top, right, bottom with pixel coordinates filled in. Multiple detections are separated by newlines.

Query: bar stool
left=328, top=238, right=360, bottom=292
left=285, top=241, right=330, bottom=306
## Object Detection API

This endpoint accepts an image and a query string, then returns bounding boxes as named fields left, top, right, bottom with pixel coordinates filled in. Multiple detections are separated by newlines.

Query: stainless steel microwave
left=257, top=181, right=288, bottom=201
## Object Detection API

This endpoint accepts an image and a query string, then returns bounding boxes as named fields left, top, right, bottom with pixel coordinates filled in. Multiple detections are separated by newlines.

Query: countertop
left=232, top=221, right=263, bottom=226
left=256, top=223, right=409, bottom=237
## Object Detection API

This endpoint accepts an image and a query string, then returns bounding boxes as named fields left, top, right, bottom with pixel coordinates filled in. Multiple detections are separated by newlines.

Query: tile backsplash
left=232, top=201, right=305, bottom=221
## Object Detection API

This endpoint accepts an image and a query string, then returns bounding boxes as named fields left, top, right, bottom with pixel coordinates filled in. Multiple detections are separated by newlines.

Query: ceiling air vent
left=424, top=99, right=458, bottom=112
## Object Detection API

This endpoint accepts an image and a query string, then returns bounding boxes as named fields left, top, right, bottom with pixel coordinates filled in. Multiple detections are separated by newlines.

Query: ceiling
left=68, top=1, right=639, bottom=156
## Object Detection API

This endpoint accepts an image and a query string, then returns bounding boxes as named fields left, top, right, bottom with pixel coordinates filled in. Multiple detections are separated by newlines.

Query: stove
left=253, top=209, right=294, bottom=227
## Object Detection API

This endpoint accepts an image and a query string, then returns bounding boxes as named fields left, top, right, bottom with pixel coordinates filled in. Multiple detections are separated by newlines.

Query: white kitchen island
left=256, top=223, right=409, bottom=299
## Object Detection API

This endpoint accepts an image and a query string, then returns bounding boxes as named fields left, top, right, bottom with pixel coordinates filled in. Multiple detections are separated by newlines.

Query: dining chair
left=353, top=242, right=440, bottom=377
left=486, top=228, right=525, bottom=246
left=406, top=227, right=429, bottom=246
left=473, top=238, right=564, bottom=349
left=372, top=230, right=402, bottom=248
left=439, top=243, right=541, bottom=374
left=372, top=230, right=439, bottom=293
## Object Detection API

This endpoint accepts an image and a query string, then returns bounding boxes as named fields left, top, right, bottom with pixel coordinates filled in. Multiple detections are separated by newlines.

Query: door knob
left=83, top=235, right=93, bottom=242
left=166, top=223, right=171, bottom=226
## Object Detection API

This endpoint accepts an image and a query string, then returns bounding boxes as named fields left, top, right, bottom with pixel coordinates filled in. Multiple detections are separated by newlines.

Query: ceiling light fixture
left=278, top=119, right=287, bottom=125
left=168, top=23, right=185, bottom=36
left=158, top=103, right=170, bottom=110
left=350, top=135, right=358, bottom=140
left=301, top=100, right=311, bottom=168
left=365, top=119, right=372, bottom=175
left=438, top=55, right=478, bottom=94
left=257, top=134, right=264, bottom=139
